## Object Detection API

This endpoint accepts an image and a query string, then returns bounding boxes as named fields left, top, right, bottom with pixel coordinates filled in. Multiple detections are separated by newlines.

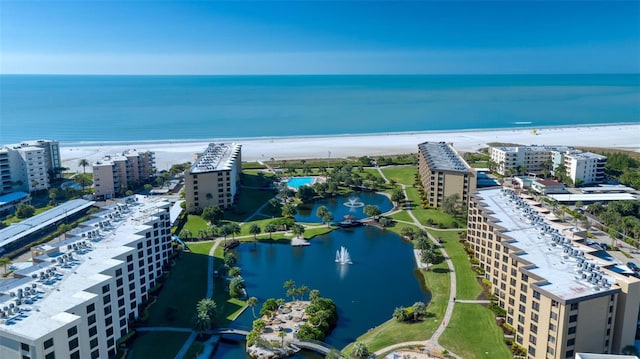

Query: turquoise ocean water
left=0, top=74, right=638, bottom=145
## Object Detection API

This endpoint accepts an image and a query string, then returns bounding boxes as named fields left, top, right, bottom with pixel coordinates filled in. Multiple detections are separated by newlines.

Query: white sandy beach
left=60, top=124, right=640, bottom=173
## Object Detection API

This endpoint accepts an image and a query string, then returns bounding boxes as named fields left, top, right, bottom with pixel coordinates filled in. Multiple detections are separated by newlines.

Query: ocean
left=0, top=74, right=638, bottom=145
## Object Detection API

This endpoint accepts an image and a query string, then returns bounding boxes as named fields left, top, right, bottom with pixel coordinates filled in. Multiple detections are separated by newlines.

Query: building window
left=89, top=326, right=98, bottom=337
left=90, top=338, right=99, bottom=349
left=91, top=349, right=99, bottom=359
left=70, top=351, right=80, bottom=359
left=88, top=314, right=96, bottom=325
left=567, top=338, right=575, bottom=347
left=44, top=338, right=54, bottom=349
left=568, top=326, right=576, bottom=335
left=67, top=326, right=78, bottom=337
left=566, top=350, right=574, bottom=358
left=45, top=353, right=55, bottom=359
left=570, top=303, right=579, bottom=311
left=569, top=315, right=577, bottom=323
left=86, top=303, right=95, bottom=313
left=68, top=338, right=79, bottom=351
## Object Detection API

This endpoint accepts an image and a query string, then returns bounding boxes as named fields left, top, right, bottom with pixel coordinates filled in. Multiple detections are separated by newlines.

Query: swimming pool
left=286, top=177, right=314, bottom=189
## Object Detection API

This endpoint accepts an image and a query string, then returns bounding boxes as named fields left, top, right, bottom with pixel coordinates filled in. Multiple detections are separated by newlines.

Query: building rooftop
left=0, top=199, right=95, bottom=250
left=492, top=145, right=572, bottom=153
left=475, top=188, right=628, bottom=302
left=534, top=179, right=564, bottom=187
left=564, top=151, right=607, bottom=160
left=190, top=143, right=241, bottom=174
left=548, top=193, right=639, bottom=203
left=0, top=192, right=29, bottom=205
left=0, top=195, right=171, bottom=340
left=418, top=142, right=471, bottom=173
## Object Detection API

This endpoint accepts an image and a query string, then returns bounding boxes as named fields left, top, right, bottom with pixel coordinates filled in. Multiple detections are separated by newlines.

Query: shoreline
left=57, top=122, right=638, bottom=147
left=60, top=123, right=640, bottom=173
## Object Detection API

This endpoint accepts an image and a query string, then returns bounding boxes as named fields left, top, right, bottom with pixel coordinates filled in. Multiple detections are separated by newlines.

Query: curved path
left=372, top=177, right=460, bottom=358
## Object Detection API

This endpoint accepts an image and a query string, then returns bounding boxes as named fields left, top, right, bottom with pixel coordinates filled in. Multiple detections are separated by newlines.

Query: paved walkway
left=373, top=179, right=460, bottom=358
left=455, top=299, right=490, bottom=304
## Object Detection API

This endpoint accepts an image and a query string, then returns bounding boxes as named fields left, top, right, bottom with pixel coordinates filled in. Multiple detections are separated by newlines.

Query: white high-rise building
left=553, top=150, right=607, bottom=185
left=0, top=195, right=173, bottom=359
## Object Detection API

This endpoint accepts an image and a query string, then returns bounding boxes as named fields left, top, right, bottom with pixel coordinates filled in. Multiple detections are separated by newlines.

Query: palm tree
left=265, top=224, right=277, bottom=239
left=230, top=223, right=241, bottom=239
left=351, top=342, right=370, bottom=358
left=0, top=257, right=11, bottom=273
left=316, top=205, right=328, bottom=220
left=78, top=159, right=90, bottom=191
left=249, top=224, right=261, bottom=240
left=291, top=224, right=305, bottom=238
left=420, top=248, right=438, bottom=271
left=281, top=204, right=297, bottom=218
left=196, top=298, right=217, bottom=321
left=278, top=330, right=286, bottom=348
left=247, top=296, right=259, bottom=318
left=309, top=289, right=320, bottom=302
left=321, top=212, right=334, bottom=228
left=192, top=311, right=211, bottom=337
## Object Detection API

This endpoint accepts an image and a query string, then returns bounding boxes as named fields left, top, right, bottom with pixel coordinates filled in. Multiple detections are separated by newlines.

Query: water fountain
left=335, top=246, right=352, bottom=264
left=343, top=196, right=364, bottom=208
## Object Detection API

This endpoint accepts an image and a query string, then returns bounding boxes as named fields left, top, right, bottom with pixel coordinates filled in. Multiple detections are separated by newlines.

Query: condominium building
left=417, top=141, right=476, bottom=208
left=490, top=145, right=571, bottom=176
left=489, top=145, right=607, bottom=185
left=0, top=149, right=11, bottom=195
left=0, top=140, right=62, bottom=194
left=92, top=150, right=155, bottom=199
left=0, top=195, right=173, bottom=359
left=467, top=188, right=640, bottom=359
left=553, top=150, right=607, bottom=185
left=184, top=143, right=241, bottom=210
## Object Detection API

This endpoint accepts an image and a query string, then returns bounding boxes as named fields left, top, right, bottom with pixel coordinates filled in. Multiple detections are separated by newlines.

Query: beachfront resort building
left=489, top=145, right=571, bottom=176
left=489, top=145, right=607, bottom=185
left=417, top=141, right=476, bottom=208
left=0, top=140, right=62, bottom=194
left=467, top=188, right=640, bottom=358
left=0, top=195, right=173, bottom=359
left=184, top=143, right=242, bottom=210
left=92, top=150, right=156, bottom=199
left=552, top=150, right=607, bottom=185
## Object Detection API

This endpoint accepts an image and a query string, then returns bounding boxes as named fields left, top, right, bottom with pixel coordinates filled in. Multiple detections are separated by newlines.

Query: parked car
left=599, top=243, right=609, bottom=250
left=627, top=262, right=640, bottom=272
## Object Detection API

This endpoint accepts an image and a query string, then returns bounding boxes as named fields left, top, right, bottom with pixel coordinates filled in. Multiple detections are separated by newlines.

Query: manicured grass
left=439, top=304, right=511, bottom=359
left=183, top=215, right=210, bottom=235
left=187, top=241, right=215, bottom=255
left=380, top=166, right=417, bottom=185
left=145, top=253, right=209, bottom=328
left=225, top=188, right=275, bottom=221
left=241, top=171, right=275, bottom=187
left=343, top=259, right=450, bottom=353
left=429, top=230, right=481, bottom=300
left=412, top=208, right=461, bottom=229
left=390, top=211, right=413, bottom=224
left=128, top=331, right=190, bottom=359
left=183, top=338, right=206, bottom=359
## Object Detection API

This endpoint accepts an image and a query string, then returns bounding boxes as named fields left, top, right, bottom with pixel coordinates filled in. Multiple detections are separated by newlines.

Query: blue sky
left=1, top=1, right=639, bottom=74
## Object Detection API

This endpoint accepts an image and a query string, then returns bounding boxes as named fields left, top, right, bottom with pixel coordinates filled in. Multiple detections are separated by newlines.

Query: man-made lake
left=212, top=193, right=428, bottom=358
left=295, top=191, right=394, bottom=222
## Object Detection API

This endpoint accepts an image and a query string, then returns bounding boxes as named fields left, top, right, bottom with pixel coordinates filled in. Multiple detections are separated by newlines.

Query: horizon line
left=2, top=72, right=639, bottom=77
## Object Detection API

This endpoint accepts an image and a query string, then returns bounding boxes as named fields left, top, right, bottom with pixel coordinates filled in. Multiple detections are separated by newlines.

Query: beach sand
left=60, top=124, right=640, bottom=172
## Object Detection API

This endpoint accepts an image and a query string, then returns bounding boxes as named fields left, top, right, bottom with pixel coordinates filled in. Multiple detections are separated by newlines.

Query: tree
left=291, top=223, right=305, bottom=238
left=196, top=298, right=217, bottom=322
left=298, top=285, right=309, bottom=301
left=202, top=205, right=224, bottom=225
left=229, top=276, right=246, bottom=298
left=326, top=349, right=344, bottom=359
left=391, top=187, right=405, bottom=206
left=281, top=204, right=297, bottom=218
left=442, top=193, right=461, bottom=216
left=247, top=296, right=259, bottom=318
left=393, top=306, right=411, bottom=322
left=363, top=205, right=381, bottom=220
left=15, top=204, right=35, bottom=219
left=401, top=226, right=416, bottom=240
left=316, top=205, right=329, bottom=220
left=179, top=229, right=192, bottom=241
left=224, top=252, right=237, bottom=267
left=420, top=248, right=438, bottom=270
left=351, top=342, right=370, bottom=358
left=278, top=330, right=286, bottom=347
left=412, top=301, right=427, bottom=321
left=192, top=311, right=211, bottom=337
left=0, top=257, right=11, bottom=273
left=321, top=212, right=334, bottom=228
left=78, top=159, right=90, bottom=190
left=622, top=345, right=639, bottom=356
left=309, top=289, right=320, bottom=302
left=228, top=266, right=242, bottom=277
left=296, top=185, right=316, bottom=202
left=284, top=279, right=296, bottom=292
left=265, top=223, right=277, bottom=239
left=249, top=224, right=261, bottom=240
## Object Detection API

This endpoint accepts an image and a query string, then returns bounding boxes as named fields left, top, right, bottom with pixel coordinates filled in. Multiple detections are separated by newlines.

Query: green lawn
left=380, top=166, right=417, bottom=185
left=188, top=241, right=215, bottom=255
left=128, top=331, right=190, bottom=359
left=145, top=253, right=209, bottom=328
left=390, top=211, right=413, bottom=224
left=429, top=230, right=511, bottom=359
left=225, top=188, right=275, bottom=221
left=182, top=215, right=210, bottom=235
left=343, top=259, right=450, bottom=354
left=241, top=171, right=275, bottom=187
left=439, top=304, right=511, bottom=359
left=429, top=230, right=481, bottom=300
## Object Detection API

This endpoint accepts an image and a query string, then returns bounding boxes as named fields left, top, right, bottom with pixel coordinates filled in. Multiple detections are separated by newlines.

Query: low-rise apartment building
left=489, top=145, right=607, bottom=185
left=0, top=195, right=173, bottom=359
left=92, top=150, right=155, bottom=199
left=467, top=188, right=640, bottom=359
left=0, top=140, right=61, bottom=194
left=417, top=141, right=475, bottom=208
left=184, top=143, right=241, bottom=210
left=553, top=150, right=607, bottom=185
